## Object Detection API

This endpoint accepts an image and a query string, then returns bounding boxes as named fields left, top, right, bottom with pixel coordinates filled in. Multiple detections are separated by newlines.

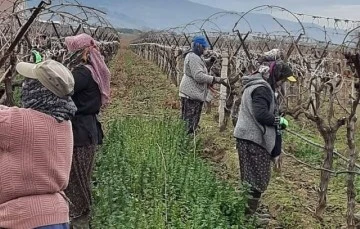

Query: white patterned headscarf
left=256, top=48, right=285, bottom=79
left=258, top=65, right=271, bottom=79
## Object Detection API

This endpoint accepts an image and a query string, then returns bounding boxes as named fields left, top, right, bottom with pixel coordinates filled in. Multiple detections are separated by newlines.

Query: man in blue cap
left=179, top=35, right=227, bottom=134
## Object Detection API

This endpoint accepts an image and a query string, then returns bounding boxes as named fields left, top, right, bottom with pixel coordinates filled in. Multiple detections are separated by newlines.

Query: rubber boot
left=245, top=197, right=260, bottom=215
left=245, top=198, right=270, bottom=226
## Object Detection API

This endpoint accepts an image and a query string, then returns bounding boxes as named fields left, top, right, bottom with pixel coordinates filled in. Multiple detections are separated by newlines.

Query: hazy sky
left=189, top=0, right=360, bottom=21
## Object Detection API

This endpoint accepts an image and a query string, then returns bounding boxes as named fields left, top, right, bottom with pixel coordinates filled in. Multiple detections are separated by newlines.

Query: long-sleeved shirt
left=71, top=65, right=103, bottom=147
left=0, top=106, right=73, bottom=229
left=179, top=52, right=214, bottom=102
left=251, top=86, right=282, bottom=157
left=251, top=86, right=276, bottom=126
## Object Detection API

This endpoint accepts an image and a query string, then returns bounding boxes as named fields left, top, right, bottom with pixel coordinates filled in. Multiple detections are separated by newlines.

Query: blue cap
left=192, top=36, right=209, bottom=48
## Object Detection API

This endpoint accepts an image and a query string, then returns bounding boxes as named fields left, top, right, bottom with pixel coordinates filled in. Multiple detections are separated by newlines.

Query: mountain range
left=69, top=0, right=346, bottom=43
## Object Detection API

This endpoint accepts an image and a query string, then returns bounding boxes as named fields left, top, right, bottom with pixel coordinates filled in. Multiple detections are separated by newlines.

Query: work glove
left=213, top=77, right=229, bottom=87
left=31, top=50, right=43, bottom=64
left=279, top=117, right=288, bottom=130
left=210, top=56, right=217, bottom=62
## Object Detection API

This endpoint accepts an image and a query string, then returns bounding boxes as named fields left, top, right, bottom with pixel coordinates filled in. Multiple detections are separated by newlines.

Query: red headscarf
left=65, top=33, right=111, bottom=106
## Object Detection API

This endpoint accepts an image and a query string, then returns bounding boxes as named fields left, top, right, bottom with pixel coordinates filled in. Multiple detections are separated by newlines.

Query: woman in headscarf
left=179, top=35, right=227, bottom=134
left=234, top=53, right=296, bottom=224
left=63, top=33, right=111, bottom=228
left=0, top=60, right=77, bottom=229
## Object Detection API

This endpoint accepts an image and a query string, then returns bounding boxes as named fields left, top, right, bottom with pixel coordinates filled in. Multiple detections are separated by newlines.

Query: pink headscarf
left=64, top=33, right=111, bottom=106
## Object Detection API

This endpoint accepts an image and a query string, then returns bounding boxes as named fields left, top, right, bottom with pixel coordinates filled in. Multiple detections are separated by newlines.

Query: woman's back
left=71, top=65, right=103, bottom=147
left=0, top=106, right=73, bottom=229
left=72, top=65, right=101, bottom=115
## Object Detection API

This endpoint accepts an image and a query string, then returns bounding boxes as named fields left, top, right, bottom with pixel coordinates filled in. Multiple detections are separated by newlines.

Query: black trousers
left=180, top=97, right=203, bottom=134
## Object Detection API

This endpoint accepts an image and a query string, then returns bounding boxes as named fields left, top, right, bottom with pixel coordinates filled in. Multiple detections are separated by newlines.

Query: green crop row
left=92, top=117, right=254, bottom=229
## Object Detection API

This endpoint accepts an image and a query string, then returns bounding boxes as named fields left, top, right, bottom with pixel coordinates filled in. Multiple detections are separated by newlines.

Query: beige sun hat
left=16, top=60, right=75, bottom=98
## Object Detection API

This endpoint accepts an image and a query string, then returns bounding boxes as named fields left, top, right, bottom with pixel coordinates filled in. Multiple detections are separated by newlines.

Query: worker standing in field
left=0, top=60, right=77, bottom=229
left=234, top=52, right=296, bottom=224
left=179, top=35, right=227, bottom=134
left=63, top=33, right=111, bottom=229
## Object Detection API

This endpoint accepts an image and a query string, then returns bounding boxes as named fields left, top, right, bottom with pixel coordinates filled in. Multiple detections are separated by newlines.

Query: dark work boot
left=245, top=198, right=270, bottom=227
left=245, top=197, right=260, bottom=215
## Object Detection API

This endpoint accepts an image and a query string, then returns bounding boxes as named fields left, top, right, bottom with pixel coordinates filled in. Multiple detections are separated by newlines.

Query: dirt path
left=105, top=44, right=347, bottom=228
left=104, top=43, right=179, bottom=121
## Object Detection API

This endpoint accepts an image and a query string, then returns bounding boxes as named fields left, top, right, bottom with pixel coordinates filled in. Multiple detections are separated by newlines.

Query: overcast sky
left=189, top=0, right=360, bottom=22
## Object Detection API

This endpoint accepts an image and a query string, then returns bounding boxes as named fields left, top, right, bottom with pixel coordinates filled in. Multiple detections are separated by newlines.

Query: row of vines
left=0, top=0, right=119, bottom=106
left=130, top=5, right=360, bottom=228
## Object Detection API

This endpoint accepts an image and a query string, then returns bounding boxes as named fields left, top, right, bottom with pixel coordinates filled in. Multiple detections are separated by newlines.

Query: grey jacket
left=179, top=52, right=214, bottom=102
left=233, top=73, right=276, bottom=153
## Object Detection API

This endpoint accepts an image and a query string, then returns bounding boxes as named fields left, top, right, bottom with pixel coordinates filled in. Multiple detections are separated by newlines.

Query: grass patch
left=282, top=117, right=323, bottom=164
left=292, top=144, right=323, bottom=164
left=13, top=86, right=21, bottom=107
left=92, top=117, right=253, bottom=228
